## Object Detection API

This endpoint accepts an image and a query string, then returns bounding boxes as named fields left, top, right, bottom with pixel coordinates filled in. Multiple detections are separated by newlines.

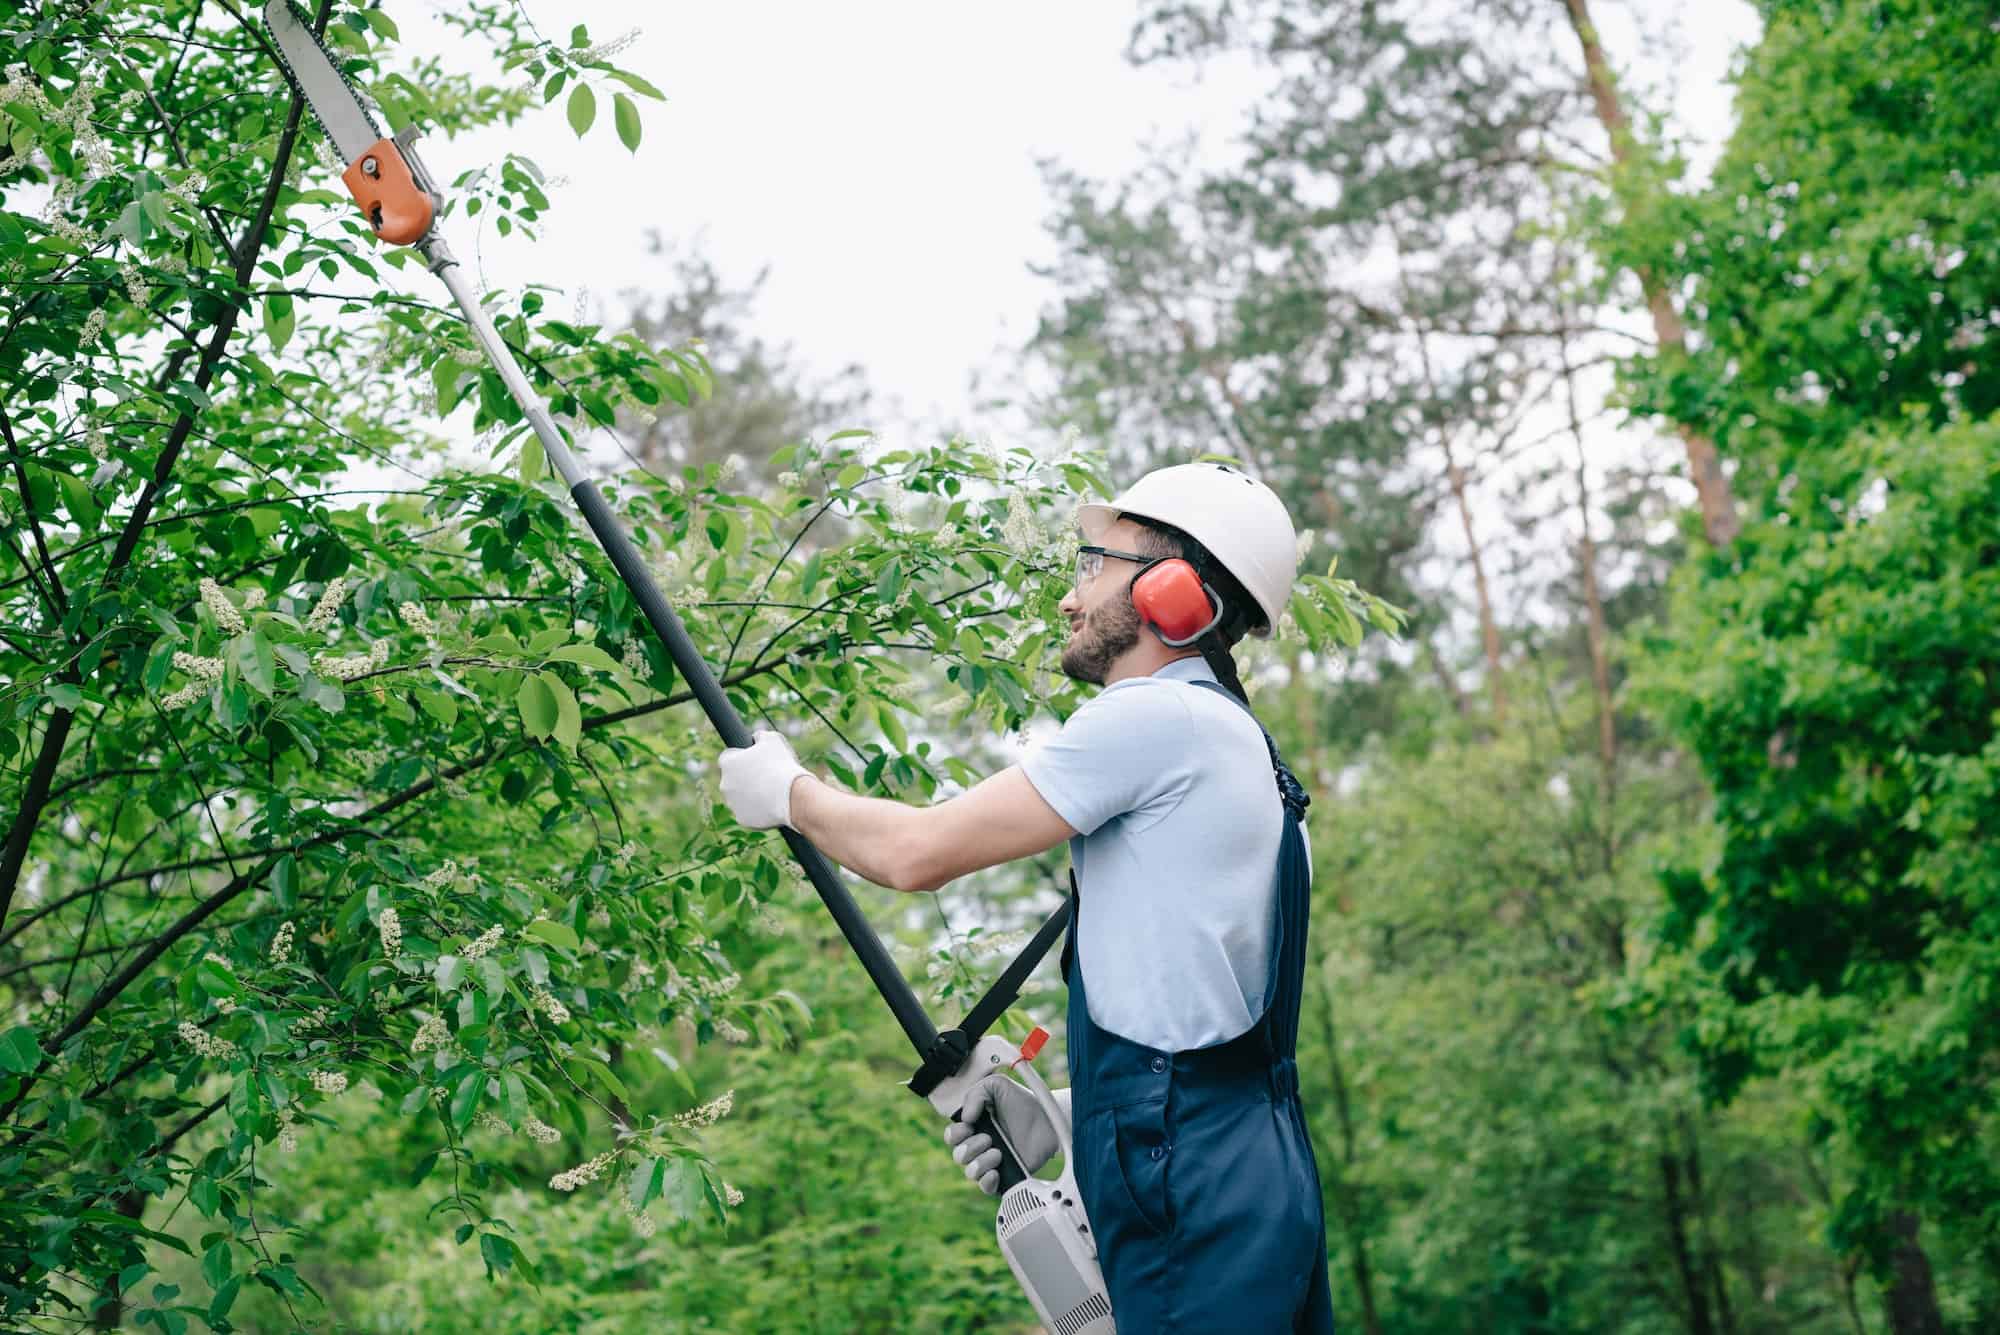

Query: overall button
left=1149, top=1145, right=1167, bottom=1161
left=1149, top=1056, right=1167, bottom=1073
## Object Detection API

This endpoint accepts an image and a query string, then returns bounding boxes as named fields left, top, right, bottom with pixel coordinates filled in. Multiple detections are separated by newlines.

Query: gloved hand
left=943, top=1076, right=1073, bottom=1195
left=718, top=730, right=809, bottom=830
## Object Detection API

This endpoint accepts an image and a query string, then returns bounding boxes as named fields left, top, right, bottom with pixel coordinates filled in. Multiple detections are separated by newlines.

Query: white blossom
left=671, top=1089, right=734, bottom=1130
left=417, top=860, right=458, bottom=893
left=78, top=308, right=106, bottom=345
left=689, top=971, right=740, bottom=1000
left=170, top=651, right=225, bottom=681
left=459, top=924, right=505, bottom=961
left=523, top=1116, right=561, bottom=1145
left=549, top=1149, right=616, bottom=1192
left=199, top=578, right=245, bottom=633
left=313, top=650, right=376, bottom=681
left=619, top=636, right=648, bottom=677
left=303, top=577, right=347, bottom=633
left=620, top=1190, right=658, bottom=1237
left=723, top=1183, right=744, bottom=1207
left=475, top=1110, right=513, bottom=1136
left=530, top=986, right=571, bottom=1026
left=377, top=907, right=402, bottom=958
left=1000, top=491, right=1040, bottom=557
left=398, top=601, right=437, bottom=637
left=714, top=1018, right=750, bottom=1045
left=177, top=1020, right=238, bottom=1062
left=310, top=1069, right=347, bottom=1096
left=576, top=26, right=642, bottom=63
left=410, top=1013, right=451, bottom=1055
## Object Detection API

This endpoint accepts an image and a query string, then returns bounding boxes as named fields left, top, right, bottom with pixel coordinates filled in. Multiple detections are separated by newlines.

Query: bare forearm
left=787, top=775, right=929, bottom=892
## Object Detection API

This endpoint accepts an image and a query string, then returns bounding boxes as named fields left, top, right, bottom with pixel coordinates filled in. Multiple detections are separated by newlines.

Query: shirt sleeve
left=1019, top=682, right=1194, bottom=836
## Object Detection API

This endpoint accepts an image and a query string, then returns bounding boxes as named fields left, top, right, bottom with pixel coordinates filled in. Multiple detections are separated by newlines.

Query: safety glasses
left=1074, top=545, right=1160, bottom=587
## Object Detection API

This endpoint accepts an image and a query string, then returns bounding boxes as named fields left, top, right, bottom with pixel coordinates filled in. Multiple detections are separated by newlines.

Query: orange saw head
left=340, top=136, right=435, bottom=246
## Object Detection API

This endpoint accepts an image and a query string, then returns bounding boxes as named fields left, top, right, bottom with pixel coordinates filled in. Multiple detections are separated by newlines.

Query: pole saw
left=261, top=6, right=1112, bottom=1330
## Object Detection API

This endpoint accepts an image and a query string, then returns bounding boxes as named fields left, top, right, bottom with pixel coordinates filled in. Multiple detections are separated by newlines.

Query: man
left=717, top=462, right=1334, bottom=1332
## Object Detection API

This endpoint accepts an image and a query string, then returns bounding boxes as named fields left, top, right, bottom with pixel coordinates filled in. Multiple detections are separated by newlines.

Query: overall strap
left=1186, top=679, right=1311, bottom=819
left=1187, top=678, right=1316, bottom=1067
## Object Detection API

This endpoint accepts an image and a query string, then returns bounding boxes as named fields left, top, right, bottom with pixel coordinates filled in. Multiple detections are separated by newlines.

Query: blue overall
left=1062, top=680, right=1336, bottom=1333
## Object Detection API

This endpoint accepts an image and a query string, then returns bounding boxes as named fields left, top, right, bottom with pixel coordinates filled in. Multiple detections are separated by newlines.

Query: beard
left=1060, top=595, right=1143, bottom=685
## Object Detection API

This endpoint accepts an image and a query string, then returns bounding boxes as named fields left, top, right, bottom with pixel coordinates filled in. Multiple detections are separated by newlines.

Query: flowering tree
left=0, top=5, right=1388, bottom=1328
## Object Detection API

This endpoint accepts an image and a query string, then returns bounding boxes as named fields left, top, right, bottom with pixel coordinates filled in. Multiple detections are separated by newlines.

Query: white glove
left=943, top=1077, right=1072, bottom=1195
left=718, top=730, right=808, bottom=830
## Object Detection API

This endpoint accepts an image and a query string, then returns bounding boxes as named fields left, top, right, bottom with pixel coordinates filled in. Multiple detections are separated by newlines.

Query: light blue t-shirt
left=1019, top=656, right=1302, bottom=1052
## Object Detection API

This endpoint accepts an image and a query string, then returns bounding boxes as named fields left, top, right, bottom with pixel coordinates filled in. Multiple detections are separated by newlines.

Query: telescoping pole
left=420, top=235, right=1047, bottom=1187
left=423, top=239, right=944, bottom=1053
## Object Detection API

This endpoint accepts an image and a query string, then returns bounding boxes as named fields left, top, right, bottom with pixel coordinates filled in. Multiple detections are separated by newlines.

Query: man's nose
left=1058, top=585, right=1081, bottom=617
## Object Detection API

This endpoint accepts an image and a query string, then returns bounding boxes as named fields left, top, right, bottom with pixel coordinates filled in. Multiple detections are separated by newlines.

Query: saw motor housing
left=923, top=1034, right=1116, bottom=1333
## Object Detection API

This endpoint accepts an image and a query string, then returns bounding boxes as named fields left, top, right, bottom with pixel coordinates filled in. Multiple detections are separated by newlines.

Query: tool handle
left=964, top=1105, right=1029, bottom=1193
left=566, top=479, right=941, bottom=1053
left=426, top=238, right=939, bottom=1055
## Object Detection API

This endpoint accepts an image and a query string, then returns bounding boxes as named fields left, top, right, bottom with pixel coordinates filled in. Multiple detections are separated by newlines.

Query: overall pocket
left=1105, top=1098, right=1173, bottom=1237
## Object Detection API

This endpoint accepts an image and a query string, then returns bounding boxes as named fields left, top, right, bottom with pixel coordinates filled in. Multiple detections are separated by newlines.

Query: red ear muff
left=1131, top=559, right=1224, bottom=647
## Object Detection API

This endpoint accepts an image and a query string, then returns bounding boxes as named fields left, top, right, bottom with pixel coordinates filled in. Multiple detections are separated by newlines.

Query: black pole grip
left=568, top=479, right=938, bottom=1054
left=571, top=477, right=1039, bottom=1190
left=960, top=1106, right=1030, bottom=1192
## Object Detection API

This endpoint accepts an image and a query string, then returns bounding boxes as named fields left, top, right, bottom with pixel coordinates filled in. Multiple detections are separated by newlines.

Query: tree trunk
left=1562, top=333, right=1617, bottom=786
left=1659, top=1149, right=1719, bottom=1335
left=1881, top=1210, right=1945, bottom=1335
left=1679, top=1117, right=1738, bottom=1335
left=1559, top=0, right=1741, bottom=550
left=1425, top=633, right=1471, bottom=717
left=1445, top=454, right=1507, bottom=720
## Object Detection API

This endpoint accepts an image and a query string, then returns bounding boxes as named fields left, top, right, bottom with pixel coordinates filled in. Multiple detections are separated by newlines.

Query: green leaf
left=607, top=68, right=668, bottom=100
left=875, top=559, right=903, bottom=605
left=449, top=1071, right=482, bottom=1131
left=545, top=643, right=619, bottom=672
left=517, top=673, right=557, bottom=739
left=0, top=1025, right=42, bottom=1074
left=58, top=471, right=97, bottom=531
left=201, top=1240, right=232, bottom=1290
left=435, top=954, right=466, bottom=992
left=263, top=293, right=294, bottom=355
left=207, top=1275, right=242, bottom=1325
left=361, top=8, right=399, bottom=40
left=613, top=92, right=641, bottom=152
left=660, top=1157, right=706, bottom=1221
left=519, top=437, right=545, bottom=483
left=193, top=959, right=239, bottom=999
left=414, top=687, right=458, bottom=728
left=527, top=625, right=571, bottom=655
left=547, top=672, right=581, bottom=752
left=566, top=83, right=596, bottom=137
left=479, top=1232, right=516, bottom=1275
left=231, top=631, right=276, bottom=697
left=632, top=1156, right=665, bottom=1209
left=523, top=918, right=579, bottom=952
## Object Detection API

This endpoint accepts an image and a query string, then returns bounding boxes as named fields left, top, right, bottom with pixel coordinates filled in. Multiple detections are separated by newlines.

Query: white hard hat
left=1077, top=462, right=1297, bottom=637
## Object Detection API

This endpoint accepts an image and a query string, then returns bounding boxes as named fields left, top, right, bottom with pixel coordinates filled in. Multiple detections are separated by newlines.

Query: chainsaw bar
left=264, top=0, right=382, bottom=163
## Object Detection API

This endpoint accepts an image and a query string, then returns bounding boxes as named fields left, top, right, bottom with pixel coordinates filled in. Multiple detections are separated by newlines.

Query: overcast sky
left=409, top=1, right=1765, bottom=448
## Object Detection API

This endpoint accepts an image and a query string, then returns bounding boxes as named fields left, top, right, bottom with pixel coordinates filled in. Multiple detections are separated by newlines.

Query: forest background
left=1, top=1, right=1995, bottom=1332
